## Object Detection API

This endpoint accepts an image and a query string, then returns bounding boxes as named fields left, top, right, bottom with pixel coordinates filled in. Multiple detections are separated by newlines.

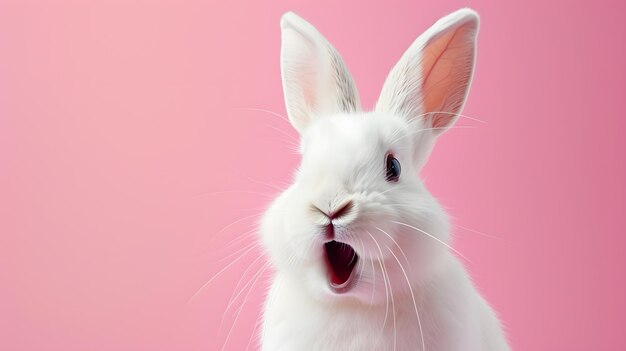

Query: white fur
left=259, top=9, right=510, bottom=350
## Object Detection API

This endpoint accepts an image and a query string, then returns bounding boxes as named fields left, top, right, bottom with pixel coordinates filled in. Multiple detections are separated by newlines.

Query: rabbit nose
left=312, top=200, right=354, bottom=220
left=329, top=200, right=353, bottom=220
left=312, top=201, right=353, bottom=240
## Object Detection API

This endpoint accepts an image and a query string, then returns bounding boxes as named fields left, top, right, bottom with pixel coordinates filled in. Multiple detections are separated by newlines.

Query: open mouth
left=324, top=240, right=359, bottom=292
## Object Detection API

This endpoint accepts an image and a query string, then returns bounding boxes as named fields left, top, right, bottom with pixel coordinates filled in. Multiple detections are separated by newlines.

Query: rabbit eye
left=385, top=154, right=401, bottom=182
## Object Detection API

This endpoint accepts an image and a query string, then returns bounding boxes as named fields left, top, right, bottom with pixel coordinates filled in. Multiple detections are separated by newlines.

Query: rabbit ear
left=280, top=12, right=360, bottom=134
left=376, top=9, right=479, bottom=136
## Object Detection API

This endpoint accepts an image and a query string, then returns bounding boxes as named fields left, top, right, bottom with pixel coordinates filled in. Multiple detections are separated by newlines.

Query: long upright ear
left=280, top=12, right=360, bottom=134
left=376, top=9, right=479, bottom=136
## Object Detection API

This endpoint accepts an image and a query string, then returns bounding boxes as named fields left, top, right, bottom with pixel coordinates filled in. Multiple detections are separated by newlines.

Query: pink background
left=1, top=0, right=625, bottom=350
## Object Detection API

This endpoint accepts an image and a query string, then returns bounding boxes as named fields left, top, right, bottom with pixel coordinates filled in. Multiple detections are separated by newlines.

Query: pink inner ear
left=421, top=21, right=476, bottom=129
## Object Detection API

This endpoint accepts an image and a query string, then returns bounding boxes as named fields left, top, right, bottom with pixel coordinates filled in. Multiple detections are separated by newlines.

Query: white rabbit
left=259, top=8, right=509, bottom=351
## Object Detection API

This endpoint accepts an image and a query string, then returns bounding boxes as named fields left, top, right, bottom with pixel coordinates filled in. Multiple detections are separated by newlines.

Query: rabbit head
left=260, top=9, right=479, bottom=305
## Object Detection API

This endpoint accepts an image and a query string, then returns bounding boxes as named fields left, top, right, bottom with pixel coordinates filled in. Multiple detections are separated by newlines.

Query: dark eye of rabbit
left=385, top=154, right=401, bottom=182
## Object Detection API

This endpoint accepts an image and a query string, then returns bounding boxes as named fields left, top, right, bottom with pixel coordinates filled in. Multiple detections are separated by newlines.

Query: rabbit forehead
left=298, top=112, right=410, bottom=180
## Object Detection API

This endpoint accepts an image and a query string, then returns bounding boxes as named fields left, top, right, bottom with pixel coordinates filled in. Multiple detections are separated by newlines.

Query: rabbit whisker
left=192, top=226, right=255, bottom=258
left=377, top=183, right=411, bottom=196
left=354, top=234, right=377, bottom=307
left=234, top=107, right=291, bottom=124
left=408, top=110, right=487, bottom=124
left=375, top=226, right=426, bottom=351
left=219, top=257, right=264, bottom=331
left=270, top=136, right=300, bottom=150
left=259, top=122, right=299, bottom=142
left=348, top=232, right=367, bottom=292
left=367, top=230, right=390, bottom=343
left=221, top=228, right=260, bottom=251
left=211, top=212, right=263, bottom=241
left=188, top=242, right=259, bottom=304
left=368, top=231, right=396, bottom=351
left=193, top=190, right=273, bottom=199
left=245, top=318, right=262, bottom=351
left=244, top=176, right=290, bottom=193
left=223, top=254, right=267, bottom=315
left=454, top=223, right=506, bottom=241
left=214, top=239, right=258, bottom=262
left=221, top=261, right=271, bottom=351
left=392, top=220, right=471, bottom=263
